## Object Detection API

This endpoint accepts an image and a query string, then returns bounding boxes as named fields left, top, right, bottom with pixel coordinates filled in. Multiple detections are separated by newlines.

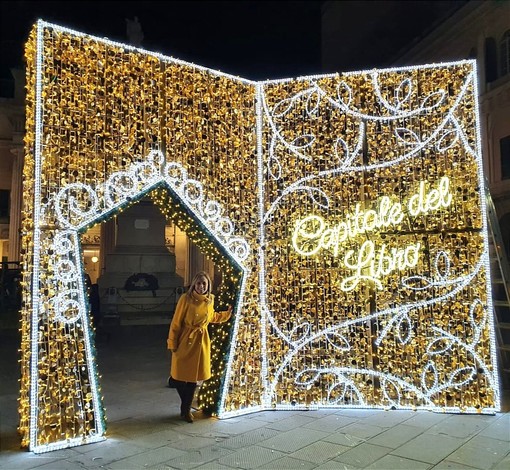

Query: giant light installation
left=19, top=20, right=500, bottom=452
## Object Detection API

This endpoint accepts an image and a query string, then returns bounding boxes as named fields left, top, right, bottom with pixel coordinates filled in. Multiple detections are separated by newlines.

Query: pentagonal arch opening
left=77, top=182, right=244, bottom=425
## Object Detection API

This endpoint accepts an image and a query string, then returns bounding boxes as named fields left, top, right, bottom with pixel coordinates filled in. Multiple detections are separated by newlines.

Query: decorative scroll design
left=262, top=70, right=474, bottom=221
left=259, top=65, right=496, bottom=412
left=45, top=150, right=249, bottom=324
left=51, top=230, right=87, bottom=324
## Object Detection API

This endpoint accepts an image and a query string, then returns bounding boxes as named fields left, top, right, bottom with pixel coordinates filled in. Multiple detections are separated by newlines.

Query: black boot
left=182, top=382, right=197, bottom=423
left=173, top=380, right=187, bottom=417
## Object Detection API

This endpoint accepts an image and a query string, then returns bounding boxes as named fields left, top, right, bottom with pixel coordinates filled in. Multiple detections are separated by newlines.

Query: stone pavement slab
left=366, top=454, right=432, bottom=469
left=288, top=440, right=350, bottom=464
left=390, top=433, right=469, bottom=465
left=332, top=442, right=393, bottom=468
left=443, top=435, right=510, bottom=470
left=1, top=327, right=509, bottom=469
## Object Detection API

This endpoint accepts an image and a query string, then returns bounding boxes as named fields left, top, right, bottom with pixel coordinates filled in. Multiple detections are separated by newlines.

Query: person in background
left=167, top=271, right=232, bottom=422
left=89, top=283, right=101, bottom=328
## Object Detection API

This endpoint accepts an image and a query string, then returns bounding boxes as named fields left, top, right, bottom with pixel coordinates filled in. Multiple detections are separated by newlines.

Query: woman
left=167, top=271, right=232, bottom=422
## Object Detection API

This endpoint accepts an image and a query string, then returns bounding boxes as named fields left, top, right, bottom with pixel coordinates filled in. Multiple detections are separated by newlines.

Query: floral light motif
left=258, top=64, right=498, bottom=413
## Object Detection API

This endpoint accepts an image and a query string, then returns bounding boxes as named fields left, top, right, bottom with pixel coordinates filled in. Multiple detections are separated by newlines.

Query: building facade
left=0, top=66, right=24, bottom=265
left=393, top=0, right=510, bottom=247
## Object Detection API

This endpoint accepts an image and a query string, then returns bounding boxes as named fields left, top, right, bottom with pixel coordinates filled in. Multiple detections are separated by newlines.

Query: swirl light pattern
left=20, top=20, right=499, bottom=454
left=46, top=151, right=249, bottom=328
left=258, top=64, right=498, bottom=416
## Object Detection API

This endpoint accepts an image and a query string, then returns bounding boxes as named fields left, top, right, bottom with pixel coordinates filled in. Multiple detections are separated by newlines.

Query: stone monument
left=98, top=199, right=184, bottom=325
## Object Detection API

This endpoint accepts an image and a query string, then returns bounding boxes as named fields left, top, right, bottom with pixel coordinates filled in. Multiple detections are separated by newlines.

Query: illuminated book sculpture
left=20, top=20, right=500, bottom=452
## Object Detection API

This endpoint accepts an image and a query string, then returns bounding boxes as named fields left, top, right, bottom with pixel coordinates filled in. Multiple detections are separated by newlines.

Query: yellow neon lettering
left=408, top=176, right=452, bottom=216
left=376, top=244, right=395, bottom=276
left=439, top=176, right=452, bottom=208
left=378, top=196, right=393, bottom=227
left=427, top=188, right=441, bottom=211
left=320, top=227, right=340, bottom=257
left=292, top=215, right=324, bottom=256
left=342, top=241, right=380, bottom=291
left=341, top=241, right=422, bottom=291
left=290, top=176, right=450, bottom=291
left=363, top=209, right=377, bottom=231
left=405, top=243, right=421, bottom=266
left=388, top=202, right=404, bottom=225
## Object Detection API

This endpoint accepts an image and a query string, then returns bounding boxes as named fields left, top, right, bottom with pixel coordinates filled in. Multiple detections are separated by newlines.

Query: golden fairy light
left=19, top=20, right=499, bottom=453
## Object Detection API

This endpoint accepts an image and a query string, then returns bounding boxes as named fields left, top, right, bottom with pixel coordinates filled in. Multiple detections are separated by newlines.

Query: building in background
left=0, top=65, right=23, bottom=264
left=321, top=0, right=467, bottom=73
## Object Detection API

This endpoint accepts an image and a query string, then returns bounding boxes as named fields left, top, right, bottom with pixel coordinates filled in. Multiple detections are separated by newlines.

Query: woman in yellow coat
left=167, top=271, right=232, bottom=422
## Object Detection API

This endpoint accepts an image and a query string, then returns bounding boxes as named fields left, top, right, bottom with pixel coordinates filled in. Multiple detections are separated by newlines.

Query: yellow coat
left=167, top=291, right=231, bottom=382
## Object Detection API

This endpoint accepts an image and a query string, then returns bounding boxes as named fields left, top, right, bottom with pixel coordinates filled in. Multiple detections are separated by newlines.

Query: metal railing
left=485, top=181, right=510, bottom=386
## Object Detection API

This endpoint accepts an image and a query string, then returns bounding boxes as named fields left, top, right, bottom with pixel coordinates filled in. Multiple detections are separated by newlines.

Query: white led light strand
left=470, top=60, right=501, bottom=409
left=47, top=151, right=250, bottom=266
left=37, top=150, right=251, bottom=447
left=313, top=70, right=475, bottom=172
left=265, top=259, right=484, bottom=405
left=256, top=82, right=271, bottom=407
left=29, top=20, right=45, bottom=452
left=39, top=20, right=256, bottom=86
left=218, top=268, right=249, bottom=416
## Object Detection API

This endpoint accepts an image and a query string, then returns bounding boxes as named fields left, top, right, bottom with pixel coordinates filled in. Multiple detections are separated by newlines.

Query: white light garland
left=29, top=20, right=45, bottom=451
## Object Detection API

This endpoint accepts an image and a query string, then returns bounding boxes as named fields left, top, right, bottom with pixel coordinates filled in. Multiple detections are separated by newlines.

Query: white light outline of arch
left=33, top=152, right=249, bottom=450
left=50, top=156, right=250, bottom=265
left=28, top=21, right=260, bottom=451
left=51, top=157, right=250, bottom=421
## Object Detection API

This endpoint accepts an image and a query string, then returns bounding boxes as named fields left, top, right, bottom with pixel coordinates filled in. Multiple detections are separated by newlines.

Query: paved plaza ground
left=0, top=325, right=509, bottom=469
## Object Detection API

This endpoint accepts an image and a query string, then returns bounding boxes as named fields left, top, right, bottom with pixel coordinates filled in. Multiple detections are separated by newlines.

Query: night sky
left=0, top=1, right=469, bottom=80
left=0, top=0, right=323, bottom=80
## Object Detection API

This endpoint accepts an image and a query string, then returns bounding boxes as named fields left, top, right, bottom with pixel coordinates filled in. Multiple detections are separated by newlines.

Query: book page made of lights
left=19, top=20, right=500, bottom=453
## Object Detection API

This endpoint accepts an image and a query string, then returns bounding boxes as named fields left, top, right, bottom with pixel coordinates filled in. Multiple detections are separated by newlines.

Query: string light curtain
left=20, top=20, right=499, bottom=453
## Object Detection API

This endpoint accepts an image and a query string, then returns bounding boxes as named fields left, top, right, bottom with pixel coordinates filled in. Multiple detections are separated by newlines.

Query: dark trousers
left=173, top=378, right=197, bottom=415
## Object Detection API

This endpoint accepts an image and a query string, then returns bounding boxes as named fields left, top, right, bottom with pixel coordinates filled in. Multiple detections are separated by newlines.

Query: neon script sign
left=292, top=177, right=452, bottom=291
